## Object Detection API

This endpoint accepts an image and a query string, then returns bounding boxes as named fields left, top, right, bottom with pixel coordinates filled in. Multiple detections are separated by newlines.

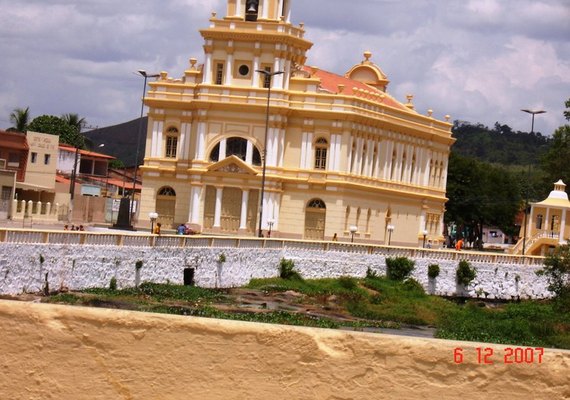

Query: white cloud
left=0, top=0, right=567, bottom=135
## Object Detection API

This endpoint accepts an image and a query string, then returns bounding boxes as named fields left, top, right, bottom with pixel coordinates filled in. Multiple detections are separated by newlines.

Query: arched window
left=307, top=198, right=326, bottom=209
left=158, top=186, right=176, bottom=196
left=410, top=155, right=416, bottom=183
left=314, top=137, right=328, bottom=170
left=165, top=127, right=179, bottom=159
left=209, top=137, right=261, bottom=166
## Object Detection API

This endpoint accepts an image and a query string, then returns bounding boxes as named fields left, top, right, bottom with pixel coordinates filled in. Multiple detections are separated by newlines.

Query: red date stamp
left=453, top=347, right=544, bottom=364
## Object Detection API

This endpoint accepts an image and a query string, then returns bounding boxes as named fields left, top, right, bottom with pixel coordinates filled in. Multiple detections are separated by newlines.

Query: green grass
left=44, top=278, right=570, bottom=349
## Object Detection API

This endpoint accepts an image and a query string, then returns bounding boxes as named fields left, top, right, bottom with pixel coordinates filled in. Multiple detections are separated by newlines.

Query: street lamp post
left=387, top=224, right=395, bottom=246
left=422, top=229, right=428, bottom=248
left=68, top=146, right=81, bottom=222
left=349, top=225, right=358, bottom=243
left=521, top=109, right=546, bottom=255
left=129, top=70, right=160, bottom=228
left=256, top=69, right=284, bottom=237
left=149, top=212, right=158, bottom=234
left=267, top=218, right=275, bottom=238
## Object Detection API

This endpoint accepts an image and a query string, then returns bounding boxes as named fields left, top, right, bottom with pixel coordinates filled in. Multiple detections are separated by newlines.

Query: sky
left=0, top=0, right=568, bottom=136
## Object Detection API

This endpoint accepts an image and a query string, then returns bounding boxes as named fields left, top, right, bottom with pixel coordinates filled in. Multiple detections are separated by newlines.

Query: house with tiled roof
left=138, top=0, right=454, bottom=246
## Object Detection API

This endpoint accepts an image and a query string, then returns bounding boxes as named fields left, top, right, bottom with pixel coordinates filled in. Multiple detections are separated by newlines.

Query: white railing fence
left=0, top=228, right=545, bottom=266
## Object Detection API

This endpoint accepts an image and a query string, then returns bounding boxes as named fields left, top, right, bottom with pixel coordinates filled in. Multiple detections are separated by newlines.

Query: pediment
left=207, top=155, right=259, bottom=175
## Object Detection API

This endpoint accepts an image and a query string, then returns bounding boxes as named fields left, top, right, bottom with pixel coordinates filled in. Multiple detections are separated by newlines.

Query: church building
left=139, top=0, right=454, bottom=246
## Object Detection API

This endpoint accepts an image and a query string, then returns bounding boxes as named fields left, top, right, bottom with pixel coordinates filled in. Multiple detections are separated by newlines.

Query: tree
left=540, top=101, right=570, bottom=185
left=8, top=107, right=30, bottom=133
left=445, top=153, right=522, bottom=249
left=537, top=245, right=570, bottom=311
left=27, top=115, right=85, bottom=148
left=61, top=113, right=86, bottom=133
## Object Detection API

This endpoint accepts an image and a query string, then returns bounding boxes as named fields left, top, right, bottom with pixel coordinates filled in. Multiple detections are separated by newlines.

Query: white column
left=374, top=142, right=383, bottom=178
left=283, top=59, right=292, bottom=91
left=300, top=132, right=307, bottom=169
left=246, top=140, right=254, bottom=164
left=404, top=145, right=414, bottom=183
left=267, top=127, right=276, bottom=167
left=196, top=122, right=206, bottom=160
left=252, top=56, right=260, bottom=88
left=354, top=137, right=363, bottom=175
left=559, top=209, right=566, bottom=243
left=239, top=190, right=249, bottom=230
left=278, top=0, right=284, bottom=19
left=189, top=186, right=202, bottom=224
left=203, top=53, right=213, bottom=84
left=262, top=0, right=270, bottom=19
left=305, top=132, right=313, bottom=169
left=382, top=141, right=393, bottom=180
left=272, top=57, right=280, bottom=89
left=366, top=139, right=374, bottom=176
left=150, top=121, right=160, bottom=157
left=328, top=134, right=337, bottom=171
left=219, top=138, right=227, bottom=161
left=441, top=158, right=449, bottom=189
left=347, top=136, right=354, bottom=174
left=225, top=51, right=234, bottom=86
left=277, top=129, right=285, bottom=167
left=180, top=122, right=192, bottom=160
left=214, top=187, right=223, bottom=228
left=236, top=0, right=244, bottom=18
left=423, top=151, right=432, bottom=186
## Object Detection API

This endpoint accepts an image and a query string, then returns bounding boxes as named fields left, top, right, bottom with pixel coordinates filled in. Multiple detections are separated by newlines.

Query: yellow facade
left=139, top=0, right=454, bottom=246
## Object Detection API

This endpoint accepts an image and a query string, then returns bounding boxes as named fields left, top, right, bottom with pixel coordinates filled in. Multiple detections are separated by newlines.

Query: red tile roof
left=301, top=66, right=409, bottom=111
left=0, top=130, right=29, bottom=150
left=59, top=144, right=115, bottom=160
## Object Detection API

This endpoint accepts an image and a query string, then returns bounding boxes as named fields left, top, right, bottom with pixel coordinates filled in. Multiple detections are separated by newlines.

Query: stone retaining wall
left=0, top=243, right=552, bottom=299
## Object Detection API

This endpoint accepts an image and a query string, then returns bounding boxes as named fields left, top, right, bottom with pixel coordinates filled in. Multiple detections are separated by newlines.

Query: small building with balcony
left=514, top=180, right=570, bottom=256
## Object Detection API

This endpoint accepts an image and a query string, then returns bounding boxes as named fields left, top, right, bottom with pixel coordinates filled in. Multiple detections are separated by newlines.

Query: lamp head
left=521, top=109, right=546, bottom=115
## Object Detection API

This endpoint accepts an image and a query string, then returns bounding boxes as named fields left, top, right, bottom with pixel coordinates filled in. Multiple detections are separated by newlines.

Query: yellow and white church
left=139, top=0, right=454, bottom=246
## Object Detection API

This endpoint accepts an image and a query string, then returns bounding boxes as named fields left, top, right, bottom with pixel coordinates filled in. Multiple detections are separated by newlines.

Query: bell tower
left=226, top=0, right=292, bottom=23
left=202, top=0, right=311, bottom=90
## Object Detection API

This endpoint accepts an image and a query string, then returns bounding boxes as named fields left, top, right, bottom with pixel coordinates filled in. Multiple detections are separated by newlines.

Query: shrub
left=218, top=253, right=227, bottom=263
left=456, top=260, right=476, bottom=286
left=135, top=260, right=143, bottom=270
left=109, top=277, right=117, bottom=291
left=366, top=266, right=379, bottom=279
left=428, top=264, right=440, bottom=279
left=386, top=257, right=415, bottom=281
left=338, top=276, right=357, bottom=290
left=279, top=258, right=303, bottom=281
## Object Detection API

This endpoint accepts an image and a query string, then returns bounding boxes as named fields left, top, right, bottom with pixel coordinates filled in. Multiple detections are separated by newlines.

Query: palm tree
left=8, top=107, right=30, bottom=132
left=61, top=113, right=86, bottom=133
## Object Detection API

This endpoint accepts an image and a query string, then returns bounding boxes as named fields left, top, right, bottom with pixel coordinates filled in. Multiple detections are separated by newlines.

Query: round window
left=238, top=65, right=250, bottom=76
